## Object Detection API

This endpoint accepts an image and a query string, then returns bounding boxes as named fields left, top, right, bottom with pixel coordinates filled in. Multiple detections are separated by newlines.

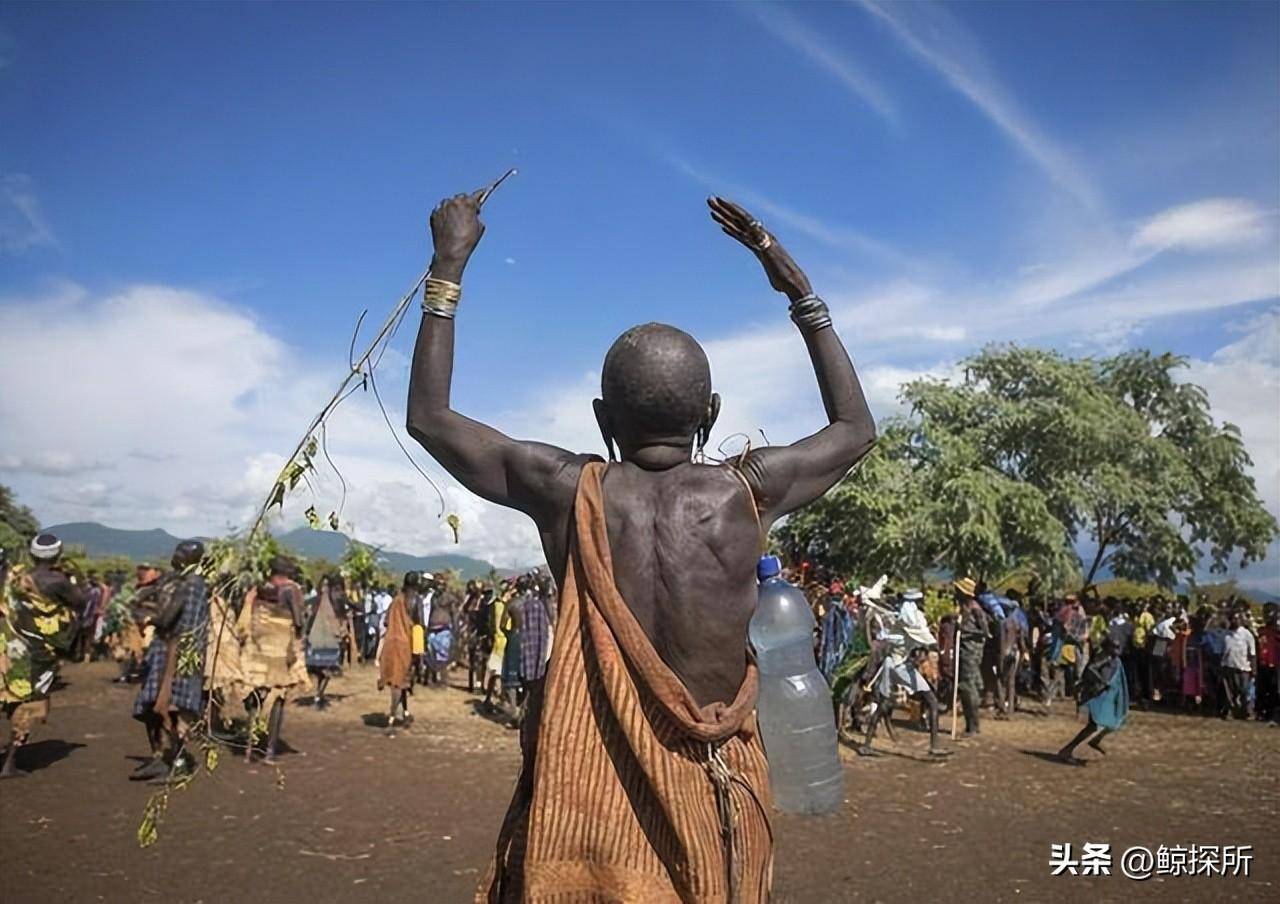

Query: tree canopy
left=1, top=484, right=41, bottom=560
left=776, top=345, right=1278, bottom=592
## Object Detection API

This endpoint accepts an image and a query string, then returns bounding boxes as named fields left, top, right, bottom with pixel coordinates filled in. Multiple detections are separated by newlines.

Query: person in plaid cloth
left=129, top=540, right=208, bottom=782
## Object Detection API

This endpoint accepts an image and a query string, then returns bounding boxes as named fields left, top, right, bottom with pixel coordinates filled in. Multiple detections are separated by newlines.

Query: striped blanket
left=481, top=461, right=772, bottom=903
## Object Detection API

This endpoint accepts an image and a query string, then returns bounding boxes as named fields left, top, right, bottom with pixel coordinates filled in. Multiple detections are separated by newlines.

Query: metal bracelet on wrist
left=789, top=293, right=832, bottom=332
left=421, top=298, right=458, bottom=319
left=422, top=277, right=462, bottom=319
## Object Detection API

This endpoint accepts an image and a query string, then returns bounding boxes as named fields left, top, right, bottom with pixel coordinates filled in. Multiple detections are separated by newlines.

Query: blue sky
left=1, top=2, right=1277, bottom=588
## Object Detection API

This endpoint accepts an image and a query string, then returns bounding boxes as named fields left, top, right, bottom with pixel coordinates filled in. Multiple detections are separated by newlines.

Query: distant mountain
left=273, top=527, right=497, bottom=580
left=47, top=522, right=190, bottom=563
left=44, top=522, right=498, bottom=579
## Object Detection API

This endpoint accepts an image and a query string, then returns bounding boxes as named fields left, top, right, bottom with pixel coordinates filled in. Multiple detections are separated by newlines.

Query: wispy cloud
left=663, top=152, right=915, bottom=269
left=855, top=0, right=1101, bottom=211
left=741, top=2, right=898, bottom=126
left=1, top=173, right=56, bottom=253
left=1005, top=196, right=1274, bottom=311
left=1132, top=198, right=1271, bottom=252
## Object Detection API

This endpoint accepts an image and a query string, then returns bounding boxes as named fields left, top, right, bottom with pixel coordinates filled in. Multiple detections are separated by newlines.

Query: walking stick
left=951, top=631, right=962, bottom=739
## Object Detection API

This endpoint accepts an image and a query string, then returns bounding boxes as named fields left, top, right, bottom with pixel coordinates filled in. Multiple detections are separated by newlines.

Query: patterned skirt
left=133, top=635, right=204, bottom=717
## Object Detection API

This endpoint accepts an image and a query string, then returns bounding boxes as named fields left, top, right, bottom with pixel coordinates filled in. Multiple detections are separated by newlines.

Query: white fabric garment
left=1221, top=627, right=1256, bottom=671
left=897, top=599, right=937, bottom=648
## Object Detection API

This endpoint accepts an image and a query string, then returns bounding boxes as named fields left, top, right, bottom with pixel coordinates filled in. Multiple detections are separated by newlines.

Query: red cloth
left=1259, top=625, right=1280, bottom=669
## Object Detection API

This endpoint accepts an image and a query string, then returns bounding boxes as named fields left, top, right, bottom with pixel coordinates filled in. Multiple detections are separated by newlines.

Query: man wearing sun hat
left=954, top=576, right=989, bottom=738
left=858, top=588, right=950, bottom=757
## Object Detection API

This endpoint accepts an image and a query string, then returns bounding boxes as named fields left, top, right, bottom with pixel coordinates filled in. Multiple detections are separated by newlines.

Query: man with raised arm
left=408, top=192, right=876, bottom=903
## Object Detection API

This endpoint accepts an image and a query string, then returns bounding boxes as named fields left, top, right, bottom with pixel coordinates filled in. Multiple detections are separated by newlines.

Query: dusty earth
left=1, top=660, right=1275, bottom=903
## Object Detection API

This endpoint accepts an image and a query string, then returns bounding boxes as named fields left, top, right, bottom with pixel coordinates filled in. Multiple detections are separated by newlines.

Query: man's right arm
left=406, top=194, right=583, bottom=523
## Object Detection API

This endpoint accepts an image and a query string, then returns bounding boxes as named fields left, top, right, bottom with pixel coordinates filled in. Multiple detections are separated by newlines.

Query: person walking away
left=500, top=586, right=525, bottom=718
left=993, top=596, right=1025, bottom=718
left=481, top=582, right=512, bottom=714
left=237, top=560, right=310, bottom=763
left=425, top=575, right=458, bottom=688
left=462, top=581, right=493, bottom=693
left=73, top=571, right=102, bottom=663
left=305, top=574, right=347, bottom=709
left=130, top=541, right=208, bottom=781
left=1057, top=637, right=1128, bottom=764
left=1, top=535, right=80, bottom=778
left=518, top=578, right=552, bottom=711
left=377, top=572, right=419, bottom=730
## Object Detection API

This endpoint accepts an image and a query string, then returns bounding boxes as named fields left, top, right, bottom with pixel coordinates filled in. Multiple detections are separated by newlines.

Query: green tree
left=0, top=484, right=40, bottom=560
left=340, top=539, right=392, bottom=593
left=779, top=345, right=1277, bottom=591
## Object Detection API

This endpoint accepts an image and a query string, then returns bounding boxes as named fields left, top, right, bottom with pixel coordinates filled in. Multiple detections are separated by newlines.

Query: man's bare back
left=601, top=462, right=761, bottom=705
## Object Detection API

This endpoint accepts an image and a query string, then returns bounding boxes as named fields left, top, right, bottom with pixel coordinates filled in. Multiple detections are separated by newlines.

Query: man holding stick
left=407, top=187, right=876, bottom=902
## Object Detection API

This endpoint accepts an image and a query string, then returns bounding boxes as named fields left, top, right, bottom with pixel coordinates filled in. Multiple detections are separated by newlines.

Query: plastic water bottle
left=749, top=555, right=843, bottom=815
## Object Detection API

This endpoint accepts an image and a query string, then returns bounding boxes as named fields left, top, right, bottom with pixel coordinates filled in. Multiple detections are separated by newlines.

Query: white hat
left=29, top=533, right=62, bottom=561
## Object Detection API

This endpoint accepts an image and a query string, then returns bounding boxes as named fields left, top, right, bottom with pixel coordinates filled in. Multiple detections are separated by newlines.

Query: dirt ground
left=1, top=660, right=1275, bottom=904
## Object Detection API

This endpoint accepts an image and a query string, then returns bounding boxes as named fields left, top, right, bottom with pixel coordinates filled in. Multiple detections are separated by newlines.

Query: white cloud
left=743, top=2, right=898, bottom=125
left=855, top=0, right=1100, bottom=211
left=1183, top=309, right=1280, bottom=590
left=0, top=284, right=544, bottom=568
left=1132, top=198, right=1271, bottom=252
left=1185, top=308, right=1280, bottom=515
left=1, top=173, right=56, bottom=253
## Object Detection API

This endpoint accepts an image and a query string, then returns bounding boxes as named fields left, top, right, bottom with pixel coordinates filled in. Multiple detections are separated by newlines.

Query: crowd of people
left=800, top=565, right=1279, bottom=764
left=3, top=529, right=1276, bottom=782
left=0, top=530, right=561, bottom=780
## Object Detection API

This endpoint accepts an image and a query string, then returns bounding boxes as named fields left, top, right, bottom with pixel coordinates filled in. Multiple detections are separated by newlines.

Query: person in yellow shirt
left=481, top=581, right=511, bottom=714
left=1089, top=608, right=1108, bottom=651
left=1132, top=598, right=1156, bottom=702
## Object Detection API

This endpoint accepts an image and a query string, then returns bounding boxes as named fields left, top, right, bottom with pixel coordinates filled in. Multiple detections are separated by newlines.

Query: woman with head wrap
left=1, top=534, right=80, bottom=778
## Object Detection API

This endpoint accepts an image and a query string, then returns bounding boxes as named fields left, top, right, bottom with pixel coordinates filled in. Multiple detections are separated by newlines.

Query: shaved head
left=601, top=323, right=711, bottom=443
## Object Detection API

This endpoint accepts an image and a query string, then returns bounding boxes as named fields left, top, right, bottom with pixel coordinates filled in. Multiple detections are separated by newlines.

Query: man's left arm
left=706, top=198, right=876, bottom=525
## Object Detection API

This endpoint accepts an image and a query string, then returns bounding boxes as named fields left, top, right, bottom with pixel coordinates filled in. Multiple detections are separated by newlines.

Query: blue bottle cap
left=757, top=555, right=782, bottom=581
